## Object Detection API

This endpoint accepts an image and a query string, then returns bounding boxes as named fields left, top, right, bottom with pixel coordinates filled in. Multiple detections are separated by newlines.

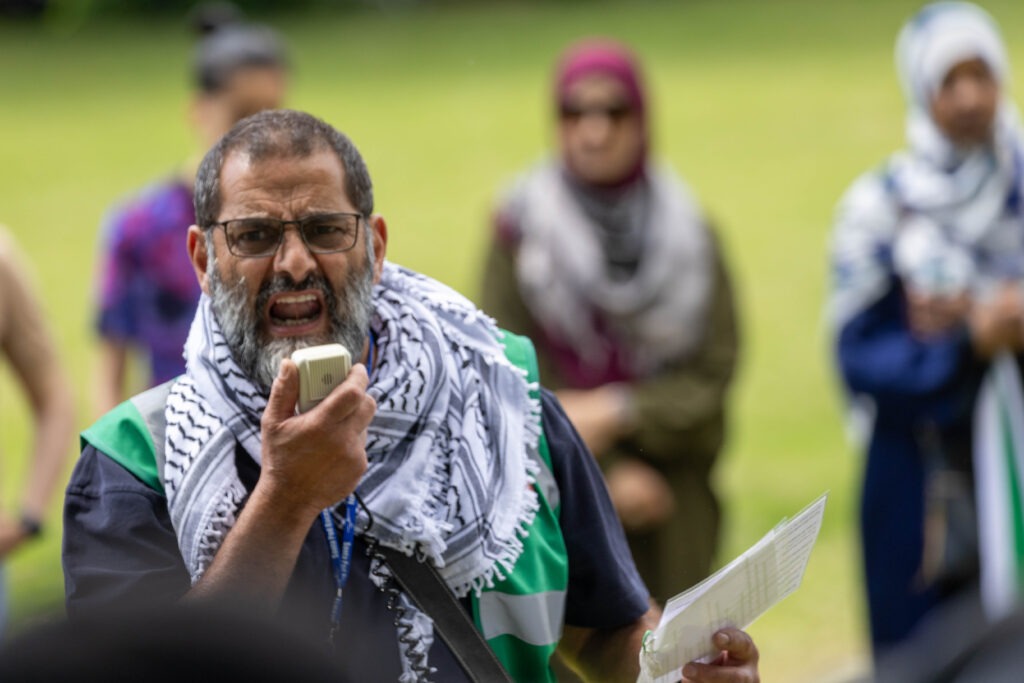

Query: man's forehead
left=219, top=148, right=345, bottom=187
left=220, top=149, right=254, bottom=175
left=215, top=148, right=351, bottom=219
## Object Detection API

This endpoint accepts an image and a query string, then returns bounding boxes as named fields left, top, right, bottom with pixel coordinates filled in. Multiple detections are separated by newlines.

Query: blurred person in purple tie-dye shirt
left=92, top=3, right=288, bottom=415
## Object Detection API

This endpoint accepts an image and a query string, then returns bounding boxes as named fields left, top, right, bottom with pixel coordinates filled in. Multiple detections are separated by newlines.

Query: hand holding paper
left=637, top=493, right=828, bottom=683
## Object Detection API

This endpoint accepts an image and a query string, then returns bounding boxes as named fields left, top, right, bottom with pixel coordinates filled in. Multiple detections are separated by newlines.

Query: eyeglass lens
left=224, top=214, right=360, bottom=257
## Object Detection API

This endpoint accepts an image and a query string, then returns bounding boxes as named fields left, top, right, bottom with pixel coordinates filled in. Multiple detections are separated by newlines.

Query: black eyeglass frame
left=208, top=212, right=364, bottom=258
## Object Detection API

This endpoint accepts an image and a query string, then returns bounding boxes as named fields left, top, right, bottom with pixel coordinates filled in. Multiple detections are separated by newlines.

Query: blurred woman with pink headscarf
left=480, top=37, right=741, bottom=603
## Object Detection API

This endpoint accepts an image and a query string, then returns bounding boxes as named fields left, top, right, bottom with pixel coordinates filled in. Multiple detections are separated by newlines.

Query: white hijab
left=893, top=1, right=1016, bottom=226
left=830, top=1, right=1024, bottom=328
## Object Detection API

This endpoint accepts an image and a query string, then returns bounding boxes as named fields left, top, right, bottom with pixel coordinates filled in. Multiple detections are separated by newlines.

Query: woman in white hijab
left=829, top=1, right=1024, bottom=661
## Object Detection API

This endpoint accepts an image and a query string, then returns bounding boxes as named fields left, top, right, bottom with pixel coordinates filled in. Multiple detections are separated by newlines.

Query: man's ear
left=187, top=225, right=212, bottom=295
left=368, top=214, right=388, bottom=283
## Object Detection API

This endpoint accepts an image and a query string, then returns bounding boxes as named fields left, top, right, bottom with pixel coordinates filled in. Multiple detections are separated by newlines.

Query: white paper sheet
left=637, top=492, right=828, bottom=683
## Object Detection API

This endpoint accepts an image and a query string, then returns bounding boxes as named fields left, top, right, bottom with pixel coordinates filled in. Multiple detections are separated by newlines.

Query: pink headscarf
left=553, top=38, right=649, bottom=187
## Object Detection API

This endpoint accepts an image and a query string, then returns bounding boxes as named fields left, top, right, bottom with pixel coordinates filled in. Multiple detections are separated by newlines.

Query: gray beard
left=208, top=248, right=375, bottom=394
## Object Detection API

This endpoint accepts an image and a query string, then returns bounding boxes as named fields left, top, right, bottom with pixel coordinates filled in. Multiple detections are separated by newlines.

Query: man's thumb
left=265, top=358, right=300, bottom=422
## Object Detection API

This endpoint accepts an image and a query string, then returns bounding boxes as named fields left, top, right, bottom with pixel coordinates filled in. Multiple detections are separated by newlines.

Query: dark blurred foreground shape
left=0, top=602, right=343, bottom=682
left=873, top=586, right=1024, bottom=683
left=0, top=0, right=46, bottom=18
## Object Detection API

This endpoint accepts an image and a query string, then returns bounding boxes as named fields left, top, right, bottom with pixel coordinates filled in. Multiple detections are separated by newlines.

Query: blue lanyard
left=322, top=332, right=374, bottom=641
left=321, top=496, right=357, bottom=640
left=366, top=330, right=376, bottom=380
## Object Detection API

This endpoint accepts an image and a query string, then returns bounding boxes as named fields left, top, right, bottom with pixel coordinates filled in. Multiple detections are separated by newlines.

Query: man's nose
left=273, top=227, right=318, bottom=282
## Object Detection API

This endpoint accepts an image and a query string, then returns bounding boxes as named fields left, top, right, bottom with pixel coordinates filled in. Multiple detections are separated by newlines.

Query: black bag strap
left=377, top=545, right=514, bottom=683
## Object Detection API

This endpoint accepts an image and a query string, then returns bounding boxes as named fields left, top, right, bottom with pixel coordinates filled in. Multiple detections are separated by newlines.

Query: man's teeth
left=274, top=316, right=317, bottom=326
left=276, top=293, right=318, bottom=304
left=269, top=292, right=322, bottom=325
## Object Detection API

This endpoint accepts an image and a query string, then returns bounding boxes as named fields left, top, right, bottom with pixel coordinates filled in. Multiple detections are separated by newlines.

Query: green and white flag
left=974, top=352, right=1024, bottom=619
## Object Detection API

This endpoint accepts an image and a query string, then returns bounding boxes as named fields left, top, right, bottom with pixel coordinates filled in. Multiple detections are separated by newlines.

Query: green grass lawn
left=3, top=0, right=1024, bottom=679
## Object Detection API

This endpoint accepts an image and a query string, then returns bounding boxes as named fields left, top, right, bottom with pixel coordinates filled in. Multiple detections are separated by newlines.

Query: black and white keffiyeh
left=163, top=262, right=543, bottom=601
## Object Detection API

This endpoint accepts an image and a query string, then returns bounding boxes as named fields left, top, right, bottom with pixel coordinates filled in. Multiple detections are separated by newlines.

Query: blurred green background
left=3, top=0, right=1024, bottom=680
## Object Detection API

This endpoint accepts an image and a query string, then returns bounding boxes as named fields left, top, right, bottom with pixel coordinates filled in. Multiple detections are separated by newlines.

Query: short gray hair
left=194, top=109, right=374, bottom=229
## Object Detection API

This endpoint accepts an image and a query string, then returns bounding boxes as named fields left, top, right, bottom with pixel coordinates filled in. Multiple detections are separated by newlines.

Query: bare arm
left=0, top=235, right=76, bottom=558
left=558, top=605, right=660, bottom=682
left=185, top=359, right=373, bottom=609
left=93, top=339, right=129, bottom=417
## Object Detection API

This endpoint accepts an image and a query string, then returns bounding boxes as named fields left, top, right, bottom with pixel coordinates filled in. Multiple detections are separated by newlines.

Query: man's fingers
left=315, top=363, right=371, bottom=417
left=301, top=364, right=376, bottom=435
left=346, top=363, right=370, bottom=391
left=681, top=662, right=758, bottom=683
left=714, top=627, right=758, bottom=663
left=680, top=628, right=759, bottom=683
left=265, top=359, right=300, bottom=423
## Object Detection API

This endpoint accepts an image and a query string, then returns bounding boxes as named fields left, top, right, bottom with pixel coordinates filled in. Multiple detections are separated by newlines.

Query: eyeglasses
left=559, top=102, right=634, bottom=123
left=210, top=213, right=362, bottom=258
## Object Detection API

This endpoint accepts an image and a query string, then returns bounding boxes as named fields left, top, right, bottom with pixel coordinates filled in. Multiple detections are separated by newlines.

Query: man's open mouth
left=268, top=292, right=324, bottom=327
